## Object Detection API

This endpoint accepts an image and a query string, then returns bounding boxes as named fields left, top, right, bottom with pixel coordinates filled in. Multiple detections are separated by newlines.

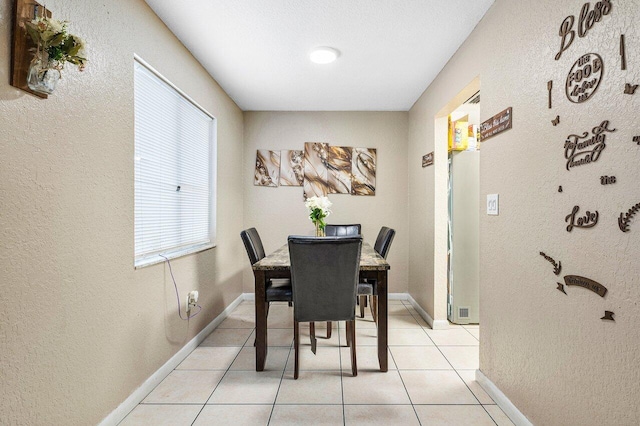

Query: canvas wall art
left=303, top=142, right=329, bottom=199
left=326, top=146, right=352, bottom=194
left=279, top=149, right=304, bottom=186
left=351, top=148, right=376, bottom=196
left=254, top=149, right=281, bottom=187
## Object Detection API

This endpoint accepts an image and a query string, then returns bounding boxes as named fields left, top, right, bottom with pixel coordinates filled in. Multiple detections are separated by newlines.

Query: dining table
left=252, top=241, right=391, bottom=372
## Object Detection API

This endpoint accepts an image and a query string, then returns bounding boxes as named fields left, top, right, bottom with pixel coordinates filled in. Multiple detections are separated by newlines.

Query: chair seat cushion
left=357, top=282, right=374, bottom=295
left=266, top=278, right=293, bottom=301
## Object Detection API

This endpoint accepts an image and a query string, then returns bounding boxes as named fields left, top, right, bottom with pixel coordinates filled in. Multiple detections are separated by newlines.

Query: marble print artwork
left=351, top=148, right=376, bottom=196
left=279, top=150, right=304, bottom=186
left=303, top=142, right=328, bottom=199
left=254, top=149, right=281, bottom=187
left=326, top=146, right=352, bottom=194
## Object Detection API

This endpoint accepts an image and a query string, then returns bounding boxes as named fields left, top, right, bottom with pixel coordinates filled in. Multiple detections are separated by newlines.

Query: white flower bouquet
left=305, top=196, right=332, bottom=234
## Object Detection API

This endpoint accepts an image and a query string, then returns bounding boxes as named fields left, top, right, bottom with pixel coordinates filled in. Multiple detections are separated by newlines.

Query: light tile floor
left=120, top=300, right=513, bottom=425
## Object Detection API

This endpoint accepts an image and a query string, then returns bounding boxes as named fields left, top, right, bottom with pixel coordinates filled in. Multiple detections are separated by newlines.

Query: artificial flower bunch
left=304, top=196, right=332, bottom=231
left=25, top=15, right=87, bottom=71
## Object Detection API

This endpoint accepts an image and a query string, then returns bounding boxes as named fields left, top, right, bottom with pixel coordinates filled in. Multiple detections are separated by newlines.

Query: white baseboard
left=406, top=293, right=449, bottom=329
left=99, top=294, right=245, bottom=426
left=476, top=370, right=532, bottom=426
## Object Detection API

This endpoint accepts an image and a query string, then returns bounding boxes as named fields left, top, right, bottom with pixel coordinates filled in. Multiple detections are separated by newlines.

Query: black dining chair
left=288, top=235, right=362, bottom=379
left=240, top=228, right=293, bottom=319
left=359, top=226, right=396, bottom=321
left=325, top=224, right=362, bottom=236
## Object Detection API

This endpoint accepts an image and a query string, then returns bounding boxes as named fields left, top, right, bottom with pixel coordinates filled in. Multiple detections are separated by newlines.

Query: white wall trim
left=476, top=370, right=533, bottom=426
left=406, top=293, right=449, bottom=329
left=98, top=294, right=245, bottom=426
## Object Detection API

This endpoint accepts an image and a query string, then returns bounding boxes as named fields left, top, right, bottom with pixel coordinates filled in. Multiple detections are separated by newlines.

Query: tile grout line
left=266, top=336, right=294, bottom=425
left=388, top=347, right=423, bottom=426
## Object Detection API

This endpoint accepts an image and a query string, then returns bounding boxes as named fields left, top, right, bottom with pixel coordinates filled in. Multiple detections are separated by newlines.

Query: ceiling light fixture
left=309, top=47, right=340, bottom=64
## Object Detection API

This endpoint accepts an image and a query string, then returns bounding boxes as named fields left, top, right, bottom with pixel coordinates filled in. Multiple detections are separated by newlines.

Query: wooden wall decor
left=620, top=35, right=627, bottom=70
left=600, top=176, right=616, bottom=185
left=618, top=202, right=640, bottom=232
left=422, top=152, right=434, bottom=168
left=564, top=120, right=615, bottom=171
left=624, top=83, right=638, bottom=95
left=564, top=275, right=608, bottom=297
left=565, top=205, right=599, bottom=232
left=554, top=1, right=612, bottom=61
left=10, top=0, right=51, bottom=99
left=547, top=80, right=553, bottom=108
left=633, top=136, right=640, bottom=145
left=552, top=116, right=560, bottom=126
left=566, top=53, right=604, bottom=103
left=539, top=252, right=562, bottom=275
left=601, top=311, right=615, bottom=321
left=480, top=107, right=512, bottom=142
left=558, top=186, right=563, bottom=193
left=557, top=283, right=567, bottom=295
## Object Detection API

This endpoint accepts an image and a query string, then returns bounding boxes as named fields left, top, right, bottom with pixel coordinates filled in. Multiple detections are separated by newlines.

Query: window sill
left=135, top=243, right=216, bottom=269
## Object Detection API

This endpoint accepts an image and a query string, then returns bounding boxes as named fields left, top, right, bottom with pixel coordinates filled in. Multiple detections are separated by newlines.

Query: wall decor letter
left=554, top=1, right=613, bottom=61
left=618, top=202, right=640, bottom=232
left=565, top=206, right=599, bottom=232
left=566, top=53, right=604, bottom=103
left=540, top=252, right=562, bottom=275
left=601, top=311, right=615, bottom=321
left=564, top=120, right=615, bottom=171
left=624, top=83, right=638, bottom=95
left=564, top=275, right=608, bottom=297
left=600, top=176, right=616, bottom=185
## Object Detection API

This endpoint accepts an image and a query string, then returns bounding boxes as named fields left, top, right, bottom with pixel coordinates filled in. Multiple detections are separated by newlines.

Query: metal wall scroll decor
left=540, top=252, right=562, bottom=275
left=618, top=202, right=640, bottom=232
left=565, top=205, right=599, bottom=232
left=480, top=107, right=512, bottom=142
left=564, top=120, right=615, bottom=171
left=552, top=116, right=560, bottom=126
left=601, top=311, right=615, bottom=321
left=564, top=275, right=608, bottom=297
left=600, top=176, right=616, bottom=185
left=620, top=35, right=627, bottom=70
left=547, top=80, right=553, bottom=108
left=422, top=152, right=434, bottom=168
left=633, top=136, right=640, bottom=145
left=555, top=1, right=613, bottom=60
left=566, top=53, right=604, bottom=103
left=624, top=83, right=638, bottom=95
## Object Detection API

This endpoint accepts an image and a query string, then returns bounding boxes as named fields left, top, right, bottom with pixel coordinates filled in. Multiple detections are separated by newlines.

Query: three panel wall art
left=254, top=143, right=377, bottom=199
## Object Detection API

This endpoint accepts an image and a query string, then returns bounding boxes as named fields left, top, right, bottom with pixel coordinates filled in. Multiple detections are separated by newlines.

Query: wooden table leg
left=376, top=270, right=388, bottom=372
left=254, top=270, right=267, bottom=371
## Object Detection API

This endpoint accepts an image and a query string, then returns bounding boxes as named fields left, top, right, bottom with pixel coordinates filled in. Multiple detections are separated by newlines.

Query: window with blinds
left=134, top=58, right=216, bottom=267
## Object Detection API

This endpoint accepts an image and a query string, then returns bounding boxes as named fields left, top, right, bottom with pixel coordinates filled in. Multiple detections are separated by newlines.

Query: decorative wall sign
left=564, top=120, right=615, bottom=171
left=558, top=186, right=563, bottom=193
left=422, top=152, right=434, bottom=168
left=557, top=283, right=567, bottom=295
left=566, top=53, right=604, bottom=103
left=633, top=136, right=640, bottom=145
left=564, top=275, right=608, bottom=297
left=624, top=83, right=638, bottom=95
left=554, top=1, right=613, bottom=61
left=600, top=176, right=616, bottom=185
left=279, top=150, right=304, bottom=186
left=540, top=252, right=562, bottom=275
left=601, top=311, right=615, bottom=321
left=565, top=206, right=599, bottom=232
left=552, top=116, right=560, bottom=126
left=618, top=202, right=640, bottom=232
left=480, top=107, right=512, bottom=142
left=547, top=80, right=553, bottom=109
left=620, top=35, right=627, bottom=70
left=254, top=150, right=281, bottom=187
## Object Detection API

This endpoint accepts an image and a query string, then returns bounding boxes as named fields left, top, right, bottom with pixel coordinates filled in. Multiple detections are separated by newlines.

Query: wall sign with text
left=566, top=53, right=604, bottom=103
left=480, top=107, right=512, bottom=142
left=422, top=152, right=434, bottom=168
left=564, top=120, right=615, bottom=171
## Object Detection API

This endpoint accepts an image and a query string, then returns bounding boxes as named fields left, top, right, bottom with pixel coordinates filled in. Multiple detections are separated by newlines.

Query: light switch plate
left=487, top=194, right=499, bottom=215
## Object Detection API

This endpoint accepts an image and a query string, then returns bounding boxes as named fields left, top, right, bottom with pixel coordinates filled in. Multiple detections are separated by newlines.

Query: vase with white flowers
left=25, top=14, right=87, bottom=95
left=305, top=196, right=332, bottom=237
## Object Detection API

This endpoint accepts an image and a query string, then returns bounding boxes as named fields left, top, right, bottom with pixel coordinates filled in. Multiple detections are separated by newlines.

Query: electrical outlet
left=187, top=290, right=199, bottom=312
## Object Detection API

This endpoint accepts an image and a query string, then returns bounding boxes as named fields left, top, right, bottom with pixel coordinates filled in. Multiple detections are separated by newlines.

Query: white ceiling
left=144, top=0, right=494, bottom=111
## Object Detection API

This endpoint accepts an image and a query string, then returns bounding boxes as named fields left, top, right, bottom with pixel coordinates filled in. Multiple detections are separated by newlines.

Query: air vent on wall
left=458, top=307, right=470, bottom=319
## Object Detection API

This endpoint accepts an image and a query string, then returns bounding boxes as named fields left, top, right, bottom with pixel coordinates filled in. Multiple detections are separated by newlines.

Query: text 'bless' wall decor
left=555, top=1, right=612, bottom=60
left=480, top=107, right=512, bottom=142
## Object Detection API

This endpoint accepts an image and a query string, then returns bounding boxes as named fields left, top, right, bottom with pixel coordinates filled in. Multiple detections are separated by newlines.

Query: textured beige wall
left=409, top=0, right=640, bottom=424
left=0, top=0, right=244, bottom=424
left=243, top=112, right=409, bottom=294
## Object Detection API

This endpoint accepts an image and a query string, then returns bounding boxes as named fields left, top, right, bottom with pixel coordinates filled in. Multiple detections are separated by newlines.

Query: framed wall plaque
left=480, top=107, right=512, bottom=142
left=422, top=152, right=434, bottom=167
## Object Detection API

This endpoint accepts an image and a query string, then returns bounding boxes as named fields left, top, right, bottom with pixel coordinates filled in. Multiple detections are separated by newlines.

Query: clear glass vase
left=27, top=53, right=61, bottom=95
left=315, top=222, right=325, bottom=237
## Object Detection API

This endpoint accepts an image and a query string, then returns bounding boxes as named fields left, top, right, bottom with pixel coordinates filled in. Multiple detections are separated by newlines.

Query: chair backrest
left=240, top=228, right=266, bottom=265
left=374, top=227, right=396, bottom=259
left=288, top=236, right=362, bottom=323
left=325, top=224, right=362, bottom=236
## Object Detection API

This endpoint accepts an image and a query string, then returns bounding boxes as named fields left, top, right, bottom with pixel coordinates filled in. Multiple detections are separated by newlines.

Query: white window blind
left=134, top=58, right=215, bottom=267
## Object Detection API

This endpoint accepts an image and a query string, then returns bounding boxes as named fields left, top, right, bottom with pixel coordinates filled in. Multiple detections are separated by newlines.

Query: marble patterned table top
left=253, top=241, right=390, bottom=271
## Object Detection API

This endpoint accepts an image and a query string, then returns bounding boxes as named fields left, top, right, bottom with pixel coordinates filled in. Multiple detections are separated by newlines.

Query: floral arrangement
left=25, top=15, right=87, bottom=71
left=305, top=196, right=332, bottom=234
